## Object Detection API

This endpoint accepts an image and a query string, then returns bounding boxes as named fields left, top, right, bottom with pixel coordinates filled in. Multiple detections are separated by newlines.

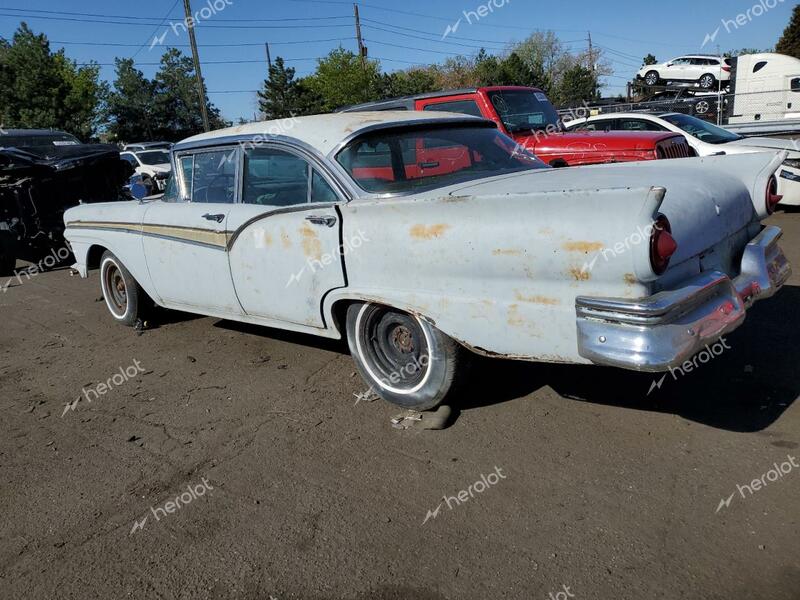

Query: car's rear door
left=225, top=144, right=346, bottom=329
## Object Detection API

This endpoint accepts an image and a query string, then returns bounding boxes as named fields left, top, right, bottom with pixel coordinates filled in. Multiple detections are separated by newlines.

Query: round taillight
left=650, top=214, right=677, bottom=275
left=766, top=175, right=782, bottom=214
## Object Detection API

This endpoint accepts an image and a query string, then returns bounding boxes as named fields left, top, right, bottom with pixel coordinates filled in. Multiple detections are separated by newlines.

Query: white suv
left=637, top=56, right=732, bottom=89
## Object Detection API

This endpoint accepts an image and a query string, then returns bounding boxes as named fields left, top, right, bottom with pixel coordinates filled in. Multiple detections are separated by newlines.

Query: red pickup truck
left=340, top=86, right=692, bottom=167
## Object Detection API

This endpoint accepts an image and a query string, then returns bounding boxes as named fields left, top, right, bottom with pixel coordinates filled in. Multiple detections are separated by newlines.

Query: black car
left=0, top=129, right=132, bottom=275
left=603, top=90, right=724, bottom=121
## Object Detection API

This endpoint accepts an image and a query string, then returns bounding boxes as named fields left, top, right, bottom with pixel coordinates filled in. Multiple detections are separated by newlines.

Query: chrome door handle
left=202, top=213, right=225, bottom=223
left=306, top=215, right=337, bottom=228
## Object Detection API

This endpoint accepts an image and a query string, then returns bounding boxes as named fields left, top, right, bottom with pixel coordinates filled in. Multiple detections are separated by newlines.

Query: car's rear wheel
left=346, top=302, right=466, bottom=411
left=644, top=70, right=659, bottom=86
left=100, top=250, right=142, bottom=326
left=699, top=74, right=716, bottom=90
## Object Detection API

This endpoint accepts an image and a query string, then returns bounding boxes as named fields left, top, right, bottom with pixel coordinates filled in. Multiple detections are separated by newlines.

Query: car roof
left=0, top=128, right=76, bottom=137
left=175, top=111, right=490, bottom=155
left=338, top=86, right=545, bottom=112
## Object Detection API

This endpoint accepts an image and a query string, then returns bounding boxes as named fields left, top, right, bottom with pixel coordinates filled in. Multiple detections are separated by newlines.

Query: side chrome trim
left=66, top=221, right=229, bottom=250
left=225, top=202, right=338, bottom=251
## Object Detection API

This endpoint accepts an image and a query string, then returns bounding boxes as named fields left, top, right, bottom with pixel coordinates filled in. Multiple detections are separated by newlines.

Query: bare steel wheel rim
left=103, top=260, right=128, bottom=318
left=354, top=304, right=433, bottom=395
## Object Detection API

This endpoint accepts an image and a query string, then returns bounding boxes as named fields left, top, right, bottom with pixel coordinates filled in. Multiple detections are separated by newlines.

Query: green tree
left=258, top=57, right=300, bottom=119
left=106, top=58, right=157, bottom=142
left=304, top=47, right=382, bottom=111
left=643, top=54, right=657, bottom=65
left=776, top=5, right=800, bottom=59
left=379, top=68, right=438, bottom=99
left=151, top=48, right=226, bottom=141
left=556, top=64, right=599, bottom=105
left=0, top=23, right=103, bottom=138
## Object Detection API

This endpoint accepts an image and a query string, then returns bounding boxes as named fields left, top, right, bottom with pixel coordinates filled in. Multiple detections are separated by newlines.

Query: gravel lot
left=1, top=211, right=799, bottom=600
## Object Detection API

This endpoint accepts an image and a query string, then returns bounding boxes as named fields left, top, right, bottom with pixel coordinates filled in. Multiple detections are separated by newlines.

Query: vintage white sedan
left=64, top=112, right=791, bottom=410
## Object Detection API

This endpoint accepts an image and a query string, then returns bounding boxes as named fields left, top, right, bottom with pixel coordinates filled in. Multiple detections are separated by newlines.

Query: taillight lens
left=650, top=214, right=677, bottom=275
left=766, top=175, right=782, bottom=214
left=722, top=66, right=731, bottom=72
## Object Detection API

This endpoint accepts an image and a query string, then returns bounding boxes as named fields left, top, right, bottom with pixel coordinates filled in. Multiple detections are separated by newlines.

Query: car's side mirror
left=130, top=182, right=148, bottom=200
left=666, top=63, right=673, bottom=67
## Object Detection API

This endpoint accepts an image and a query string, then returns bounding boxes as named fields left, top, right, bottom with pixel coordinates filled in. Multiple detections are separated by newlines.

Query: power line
left=50, top=38, right=354, bottom=48
left=0, top=12, right=353, bottom=29
left=130, top=0, right=181, bottom=60
left=0, top=6, right=351, bottom=23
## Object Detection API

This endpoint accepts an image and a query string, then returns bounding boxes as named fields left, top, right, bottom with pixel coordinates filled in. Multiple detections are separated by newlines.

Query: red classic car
left=339, top=86, right=693, bottom=167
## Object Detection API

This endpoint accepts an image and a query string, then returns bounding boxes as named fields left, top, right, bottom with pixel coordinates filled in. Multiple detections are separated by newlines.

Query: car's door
left=666, top=58, right=691, bottom=81
left=225, top=144, right=347, bottom=328
left=141, top=146, right=243, bottom=315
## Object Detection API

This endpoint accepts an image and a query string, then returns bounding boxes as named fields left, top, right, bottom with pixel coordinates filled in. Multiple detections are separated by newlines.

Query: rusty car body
left=63, top=111, right=791, bottom=410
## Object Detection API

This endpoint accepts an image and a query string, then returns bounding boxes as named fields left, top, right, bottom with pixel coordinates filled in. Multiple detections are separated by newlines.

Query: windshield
left=487, top=89, right=561, bottom=134
left=336, top=125, right=547, bottom=194
left=661, top=113, right=742, bottom=144
left=137, top=150, right=170, bottom=165
left=0, top=133, right=80, bottom=147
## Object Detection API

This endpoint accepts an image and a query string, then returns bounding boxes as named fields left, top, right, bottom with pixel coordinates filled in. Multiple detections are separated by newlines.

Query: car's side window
left=311, top=170, right=339, bottom=204
left=121, top=153, right=138, bottom=167
left=619, top=119, right=665, bottom=132
left=182, top=149, right=238, bottom=204
left=243, top=147, right=341, bottom=206
left=423, top=99, right=483, bottom=118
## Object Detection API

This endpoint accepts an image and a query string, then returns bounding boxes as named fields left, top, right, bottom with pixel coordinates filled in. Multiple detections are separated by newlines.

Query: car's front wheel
left=694, top=100, right=711, bottom=115
left=100, top=250, right=143, bottom=326
left=699, top=74, right=716, bottom=90
left=644, top=70, right=659, bottom=86
left=346, top=302, right=466, bottom=411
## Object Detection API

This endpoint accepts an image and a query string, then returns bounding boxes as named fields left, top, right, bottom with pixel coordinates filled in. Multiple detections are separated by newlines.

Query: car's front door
left=226, top=144, right=347, bottom=329
left=142, top=146, right=243, bottom=315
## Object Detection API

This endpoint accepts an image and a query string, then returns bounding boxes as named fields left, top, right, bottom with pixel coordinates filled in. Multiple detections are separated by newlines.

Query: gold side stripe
left=67, top=221, right=229, bottom=249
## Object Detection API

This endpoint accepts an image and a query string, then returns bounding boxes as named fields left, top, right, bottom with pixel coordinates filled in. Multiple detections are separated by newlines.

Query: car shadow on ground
left=455, top=285, right=800, bottom=434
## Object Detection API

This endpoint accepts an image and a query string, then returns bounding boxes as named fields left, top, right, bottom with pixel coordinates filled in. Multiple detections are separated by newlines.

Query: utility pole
left=183, top=0, right=210, bottom=132
left=587, top=31, right=595, bottom=71
left=265, top=42, right=272, bottom=71
left=354, top=3, right=366, bottom=70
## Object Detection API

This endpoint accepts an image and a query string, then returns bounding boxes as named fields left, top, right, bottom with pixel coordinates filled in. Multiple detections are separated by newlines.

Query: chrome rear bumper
left=576, top=226, right=791, bottom=372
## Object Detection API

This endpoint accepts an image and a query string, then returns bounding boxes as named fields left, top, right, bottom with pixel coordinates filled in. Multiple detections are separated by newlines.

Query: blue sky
left=0, top=0, right=794, bottom=121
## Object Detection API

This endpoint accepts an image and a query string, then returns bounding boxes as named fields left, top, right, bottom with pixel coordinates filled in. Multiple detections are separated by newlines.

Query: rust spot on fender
left=624, top=273, right=637, bottom=285
left=410, top=224, right=450, bottom=240
left=569, top=266, right=591, bottom=281
left=507, top=304, right=525, bottom=327
left=300, top=225, right=322, bottom=260
left=514, top=291, right=560, bottom=305
left=563, top=241, right=604, bottom=253
left=493, top=248, right=523, bottom=256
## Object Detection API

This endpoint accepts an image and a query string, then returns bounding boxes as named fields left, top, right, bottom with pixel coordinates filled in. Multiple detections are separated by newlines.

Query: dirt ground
left=1, top=211, right=799, bottom=600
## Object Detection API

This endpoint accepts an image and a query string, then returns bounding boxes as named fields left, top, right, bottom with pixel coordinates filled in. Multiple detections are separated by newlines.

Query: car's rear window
left=336, top=125, right=547, bottom=194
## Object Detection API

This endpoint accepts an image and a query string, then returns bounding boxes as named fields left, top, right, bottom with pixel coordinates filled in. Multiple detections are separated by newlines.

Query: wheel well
left=549, top=159, right=569, bottom=168
left=86, top=245, right=108, bottom=270
left=330, top=299, right=354, bottom=337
